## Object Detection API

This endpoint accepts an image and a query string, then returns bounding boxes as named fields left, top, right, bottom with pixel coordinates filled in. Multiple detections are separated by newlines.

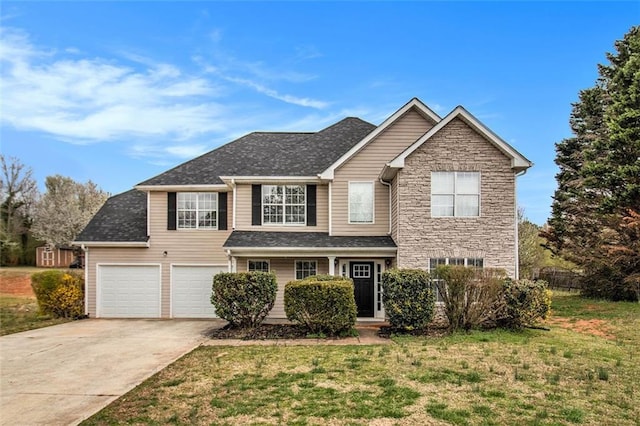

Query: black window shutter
left=167, top=192, right=177, bottom=230
left=307, top=184, right=317, bottom=226
left=252, top=185, right=262, bottom=226
left=218, top=192, right=228, bottom=230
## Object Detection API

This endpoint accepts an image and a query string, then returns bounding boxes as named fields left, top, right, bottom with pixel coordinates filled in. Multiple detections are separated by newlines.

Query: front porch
left=223, top=231, right=397, bottom=320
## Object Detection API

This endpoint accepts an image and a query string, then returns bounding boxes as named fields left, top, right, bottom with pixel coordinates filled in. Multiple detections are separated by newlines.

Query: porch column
left=231, top=256, right=237, bottom=273
left=328, top=256, right=336, bottom=276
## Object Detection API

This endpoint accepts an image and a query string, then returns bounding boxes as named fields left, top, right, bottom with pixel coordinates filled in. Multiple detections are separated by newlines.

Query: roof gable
left=387, top=106, right=532, bottom=173
left=318, top=98, right=441, bottom=179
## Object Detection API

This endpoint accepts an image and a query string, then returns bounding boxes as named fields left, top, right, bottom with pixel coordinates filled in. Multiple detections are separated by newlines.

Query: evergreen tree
left=544, top=26, right=640, bottom=301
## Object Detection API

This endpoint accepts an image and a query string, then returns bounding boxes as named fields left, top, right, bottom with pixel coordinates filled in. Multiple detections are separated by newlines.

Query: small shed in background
left=36, top=245, right=76, bottom=268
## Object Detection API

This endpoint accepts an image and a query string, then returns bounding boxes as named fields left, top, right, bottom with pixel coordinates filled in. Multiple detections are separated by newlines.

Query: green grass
left=0, top=268, right=71, bottom=335
left=0, top=294, right=70, bottom=335
left=82, top=292, right=640, bottom=425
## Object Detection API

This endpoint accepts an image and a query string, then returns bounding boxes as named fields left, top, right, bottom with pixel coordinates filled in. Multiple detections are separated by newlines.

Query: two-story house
left=75, top=98, right=532, bottom=320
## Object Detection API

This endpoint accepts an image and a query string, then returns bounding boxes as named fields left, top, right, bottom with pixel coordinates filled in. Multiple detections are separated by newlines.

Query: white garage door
left=172, top=266, right=226, bottom=318
left=98, top=265, right=161, bottom=318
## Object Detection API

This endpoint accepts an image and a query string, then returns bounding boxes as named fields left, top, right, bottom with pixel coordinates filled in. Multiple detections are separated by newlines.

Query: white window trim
left=294, top=259, right=318, bottom=280
left=177, top=192, right=219, bottom=230
left=247, top=259, right=270, bottom=273
left=262, top=185, right=307, bottom=226
left=348, top=181, right=375, bottom=225
left=431, top=172, right=481, bottom=218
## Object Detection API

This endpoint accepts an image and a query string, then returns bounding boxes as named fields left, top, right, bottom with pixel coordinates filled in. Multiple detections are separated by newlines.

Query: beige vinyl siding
left=236, top=257, right=329, bottom=318
left=86, top=191, right=232, bottom=318
left=235, top=183, right=329, bottom=232
left=332, top=109, right=434, bottom=235
left=395, top=117, right=518, bottom=276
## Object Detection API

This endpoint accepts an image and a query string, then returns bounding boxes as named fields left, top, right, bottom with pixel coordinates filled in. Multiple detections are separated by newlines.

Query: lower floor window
left=428, top=257, right=484, bottom=301
left=248, top=260, right=269, bottom=273
left=295, top=260, right=317, bottom=280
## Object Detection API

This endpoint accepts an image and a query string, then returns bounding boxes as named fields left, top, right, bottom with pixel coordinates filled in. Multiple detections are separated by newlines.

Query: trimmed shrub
left=381, top=268, right=435, bottom=330
left=285, top=276, right=357, bottom=335
left=211, top=272, right=277, bottom=328
left=497, top=279, right=552, bottom=329
left=31, top=270, right=84, bottom=318
left=435, top=266, right=506, bottom=331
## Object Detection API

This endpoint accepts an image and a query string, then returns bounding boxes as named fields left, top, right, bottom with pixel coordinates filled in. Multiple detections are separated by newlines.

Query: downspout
left=379, top=177, right=392, bottom=235
left=514, top=169, right=528, bottom=280
left=328, top=181, right=333, bottom=236
left=231, top=179, right=237, bottom=230
left=82, top=245, right=89, bottom=316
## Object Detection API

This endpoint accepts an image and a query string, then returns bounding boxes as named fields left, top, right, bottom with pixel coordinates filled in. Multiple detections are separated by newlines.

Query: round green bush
left=285, top=277, right=357, bottom=335
left=211, top=272, right=277, bottom=328
left=381, top=268, right=435, bottom=330
left=31, top=270, right=84, bottom=318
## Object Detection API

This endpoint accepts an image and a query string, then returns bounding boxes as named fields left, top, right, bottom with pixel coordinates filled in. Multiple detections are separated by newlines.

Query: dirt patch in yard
left=0, top=275, right=34, bottom=297
left=547, top=316, right=615, bottom=340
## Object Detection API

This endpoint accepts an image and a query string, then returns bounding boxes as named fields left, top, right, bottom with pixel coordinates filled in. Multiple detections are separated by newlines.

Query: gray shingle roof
left=223, top=231, right=396, bottom=248
left=75, top=190, right=148, bottom=242
left=138, top=117, right=375, bottom=186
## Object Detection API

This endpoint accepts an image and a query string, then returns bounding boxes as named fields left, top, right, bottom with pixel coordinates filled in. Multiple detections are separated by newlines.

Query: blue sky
left=1, top=2, right=637, bottom=225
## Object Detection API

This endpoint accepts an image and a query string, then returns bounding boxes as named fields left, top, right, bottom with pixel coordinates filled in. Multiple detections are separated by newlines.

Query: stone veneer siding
left=395, top=117, right=517, bottom=277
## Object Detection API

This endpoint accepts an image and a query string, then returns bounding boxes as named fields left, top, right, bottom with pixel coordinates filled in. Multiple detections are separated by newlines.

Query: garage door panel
left=99, top=265, right=161, bottom=318
left=172, top=266, right=225, bottom=318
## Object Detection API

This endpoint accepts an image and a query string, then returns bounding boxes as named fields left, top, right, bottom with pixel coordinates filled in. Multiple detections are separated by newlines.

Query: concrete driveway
left=0, top=319, right=222, bottom=425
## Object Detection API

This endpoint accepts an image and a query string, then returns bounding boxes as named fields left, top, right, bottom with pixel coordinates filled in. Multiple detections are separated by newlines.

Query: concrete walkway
left=0, top=319, right=220, bottom=426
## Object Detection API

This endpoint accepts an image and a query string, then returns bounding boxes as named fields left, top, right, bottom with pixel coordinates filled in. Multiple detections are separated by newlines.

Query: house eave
left=73, top=241, right=150, bottom=248
left=134, top=184, right=230, bottom=192
left=225, top=246, right=397, bottom=257
left=219, top=176, right=321, bottom=184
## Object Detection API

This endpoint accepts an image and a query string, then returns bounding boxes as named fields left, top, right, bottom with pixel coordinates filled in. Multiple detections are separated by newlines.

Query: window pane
left=449, top=258, right=465, bottom=266
left=468, top=258, right=484, bottom=268
left=432, top=195, right=454, bottom=216
left=456, top=195, right=479, bottom=217
left=263, top=185, right=305, bottom=225
left=432, top=172, right=454, bottom=194
left=349, top=182, right=374, bottom=223
left=295, top=260, right=317, bottom=280
left=456, top=172, right=479, bottom=194
left=248, top=261, right=269, bottom=272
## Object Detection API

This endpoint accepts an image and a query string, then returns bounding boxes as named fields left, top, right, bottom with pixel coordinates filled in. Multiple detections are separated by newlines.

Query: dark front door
left=350, top=262, right=375, bottom=317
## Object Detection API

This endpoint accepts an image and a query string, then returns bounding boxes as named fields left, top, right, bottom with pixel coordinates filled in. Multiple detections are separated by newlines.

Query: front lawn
left=0, top=267, right=71, bottom=335
left=82, top=292, right=640, bottom=425
left=0, top=294, right=71, bottom=336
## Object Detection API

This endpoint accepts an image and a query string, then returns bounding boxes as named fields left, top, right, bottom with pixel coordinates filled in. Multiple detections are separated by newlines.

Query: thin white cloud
left=0, top=27, right=224, bottom=144
left=222, top=75, right=329, bottom=109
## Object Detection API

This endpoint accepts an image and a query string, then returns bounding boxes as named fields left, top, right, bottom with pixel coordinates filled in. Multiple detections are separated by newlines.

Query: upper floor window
left=248, top=260, right=270, bottom=273
left=177, top=193, right=217, bottom=229
left=349, top=181, right=374, bottom=224
left=431, top=172, right=480, bottom=217
left=263, top=185, right=306, bottom=225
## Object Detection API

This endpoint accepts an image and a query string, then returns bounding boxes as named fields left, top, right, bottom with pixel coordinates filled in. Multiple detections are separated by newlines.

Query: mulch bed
left=207, top=323, right=313, bottom=340
left=207, top=322, right=451, bottom=340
